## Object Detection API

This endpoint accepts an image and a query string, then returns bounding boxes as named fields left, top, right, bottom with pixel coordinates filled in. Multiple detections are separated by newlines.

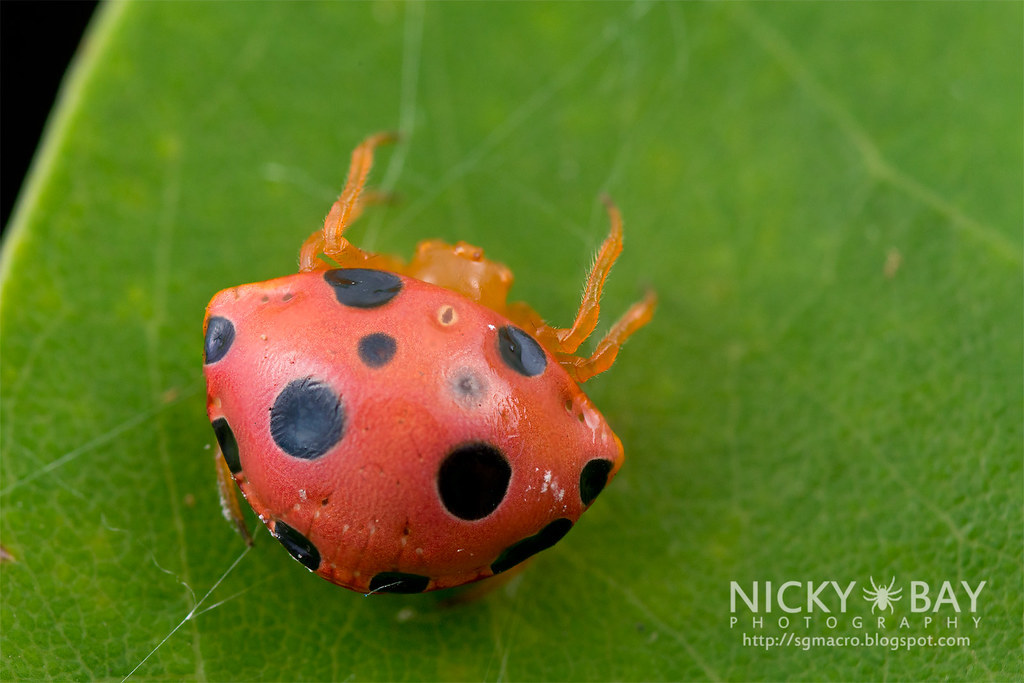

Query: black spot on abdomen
left=580, top=459, right=614, bottom=506
left=437, top=443, right=511, bottom=521
left=211, top=417, right=241, bottom=474
left=273, top=520, right=321, bottom=571
left=491, top=518, right=573, bottom=574
left=368, top=571, right=430, bottom=594
left=496, top=325, right=547, bottom=377
left=270, top=377, right=345, bottom=460
left=357, top=332, right=397, bottom=368
left=204, top=316, right=235, bottom=364
left=324, top=269, right=402, bottom=308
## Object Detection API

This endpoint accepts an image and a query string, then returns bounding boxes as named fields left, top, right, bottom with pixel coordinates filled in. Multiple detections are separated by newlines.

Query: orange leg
left=503, top=196, right=656, bottom=381
left=562, top=289, right=657, bottom=383
left=215, top=446, right=253, bottom=546
left=299, top=132, right=398, bottom=272
left=554, top=197, right=624, bottom=354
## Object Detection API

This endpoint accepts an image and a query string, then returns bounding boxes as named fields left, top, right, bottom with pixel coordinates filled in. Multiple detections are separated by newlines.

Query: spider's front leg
left=299, top=132, right=400, bottom=272
left=550, top=197, right=657, bottom=382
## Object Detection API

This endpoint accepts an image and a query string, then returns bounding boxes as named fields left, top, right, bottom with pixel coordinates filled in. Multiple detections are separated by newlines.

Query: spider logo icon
left=863, top=576, right=903, bottom=613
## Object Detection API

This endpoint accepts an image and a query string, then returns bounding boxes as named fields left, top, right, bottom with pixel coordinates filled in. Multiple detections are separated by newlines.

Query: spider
left=863, top=576, right=903, bottom=613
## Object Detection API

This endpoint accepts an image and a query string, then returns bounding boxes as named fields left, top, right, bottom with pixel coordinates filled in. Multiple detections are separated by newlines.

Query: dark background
left=2, top=0, right=98, bottom=233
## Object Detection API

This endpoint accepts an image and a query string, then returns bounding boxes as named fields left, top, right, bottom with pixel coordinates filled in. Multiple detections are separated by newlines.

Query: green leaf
left=2, top=2, right=1020, bottom=680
